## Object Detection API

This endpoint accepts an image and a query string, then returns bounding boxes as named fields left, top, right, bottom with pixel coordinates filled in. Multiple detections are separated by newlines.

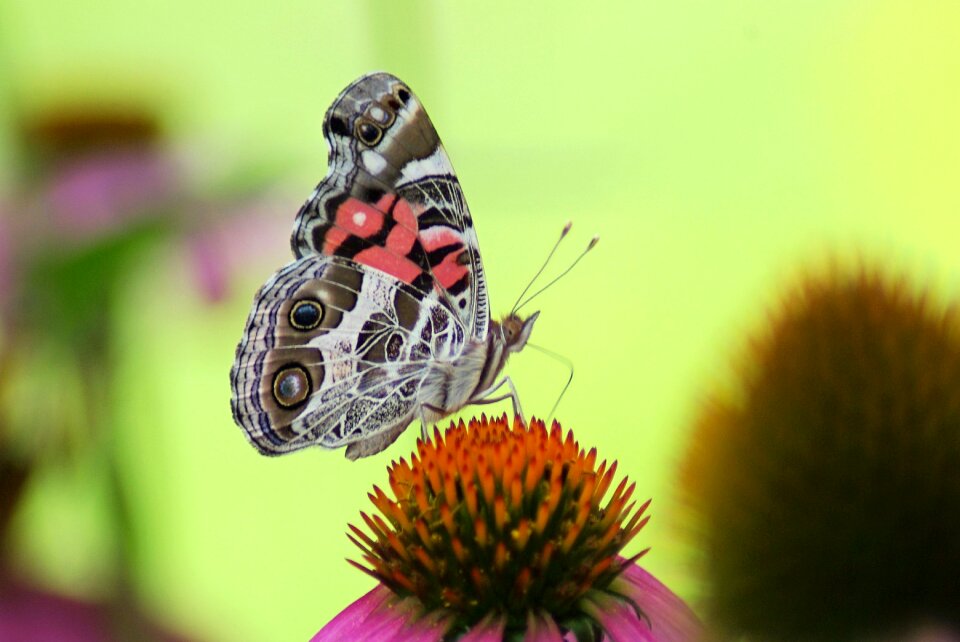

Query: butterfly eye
left=290, top=299, right=324, bottom=330
left=355, top=119, right=382, bottom=146
left=273, top=365, right=311, bottom=408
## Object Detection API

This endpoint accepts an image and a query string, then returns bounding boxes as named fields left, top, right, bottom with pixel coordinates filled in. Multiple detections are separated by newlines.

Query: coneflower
left=316, top=415, right=702, bottom=641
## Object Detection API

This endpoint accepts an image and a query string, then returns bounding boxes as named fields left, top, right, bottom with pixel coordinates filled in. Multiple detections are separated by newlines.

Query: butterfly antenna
left=510, top=221, right=573, bottom=315
left=526, top=342, right=574, bottom=422
left=515, top=235, right=599, bottom=313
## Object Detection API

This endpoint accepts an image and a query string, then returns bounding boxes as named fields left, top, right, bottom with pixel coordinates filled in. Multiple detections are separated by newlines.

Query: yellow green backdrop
left=1, top=1, right=958, bottom=640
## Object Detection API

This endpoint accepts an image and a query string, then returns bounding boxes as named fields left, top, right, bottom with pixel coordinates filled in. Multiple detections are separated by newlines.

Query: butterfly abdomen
left=418, top=338, right=492, bottom=422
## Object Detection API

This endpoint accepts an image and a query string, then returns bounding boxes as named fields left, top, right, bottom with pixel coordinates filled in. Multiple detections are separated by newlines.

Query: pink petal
left=395, top=610, right=453, bottom=641
left=373, top=607, right=452, bottom=642
left=311, top=586, right=451, bottom=642
left=600, top=564, right=703, bottom=642
left=622, top=564, right=703, bottom=640
left=581, top=594, right=657, bottom=642
left=311, top=585, right=392, bottom=641
left=457, top=612, right=507, bottom=642
left=524, top=611, right=565, bottom=642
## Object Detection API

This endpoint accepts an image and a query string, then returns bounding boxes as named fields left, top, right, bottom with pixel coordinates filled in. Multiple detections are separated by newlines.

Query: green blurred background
left=0, top=0, right=957, bottom=639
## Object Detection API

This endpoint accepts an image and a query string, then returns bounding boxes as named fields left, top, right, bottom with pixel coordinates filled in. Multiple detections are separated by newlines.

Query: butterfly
left=230, top=72, right=538, bottom=460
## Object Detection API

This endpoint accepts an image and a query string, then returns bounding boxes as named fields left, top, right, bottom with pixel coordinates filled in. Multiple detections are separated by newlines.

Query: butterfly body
left=418, top=312, right=538, bottom=423
left=231, top=72, right=537, bottom=459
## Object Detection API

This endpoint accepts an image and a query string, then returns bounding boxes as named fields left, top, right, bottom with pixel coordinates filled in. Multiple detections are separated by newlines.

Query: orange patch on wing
left=354, top=246, right=424, bottom=285
left=322, top=226, right=349, bottom=254
left=421, top=227, right=468, bottom=289
left=335, top=198, right=389, bottom=238
left=433, top=250, right=467, bottom=289
left=386, top=198, right=418, bottom=256
left=392, top=198, right=418, bottom=230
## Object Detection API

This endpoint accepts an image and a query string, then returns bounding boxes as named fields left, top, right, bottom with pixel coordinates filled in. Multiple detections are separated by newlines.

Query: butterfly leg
left=418, top=408, right=430, bottom=441
left=469, top=376, right=525, bottom=424
left=419, top=404, right=447, bottom=442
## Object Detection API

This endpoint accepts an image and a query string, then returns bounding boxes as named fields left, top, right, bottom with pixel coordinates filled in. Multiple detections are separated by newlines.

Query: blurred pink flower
left=184, top=197, right=291, bottom=303
left=0, top=581, right=105, bottom=642
left=0, top=575, right=190, bottom=642
left=44, top=149, right=181, bottom=244
left=3, top=123, right=292, bottom=310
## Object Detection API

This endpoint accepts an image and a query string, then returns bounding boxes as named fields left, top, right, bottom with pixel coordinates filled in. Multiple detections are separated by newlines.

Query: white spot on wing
left=398, top=146, right=455, bottom=184
left=362, top=150, right=387, bottom=174
left=352, top=211, right=367, bottom=226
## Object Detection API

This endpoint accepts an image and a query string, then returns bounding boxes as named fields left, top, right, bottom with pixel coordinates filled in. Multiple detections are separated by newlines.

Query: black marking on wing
left=417, top=206, right=453, bottom=229
left=447, top=273, right=471, bottom=296
left=427, top=242, right=464, bottom=265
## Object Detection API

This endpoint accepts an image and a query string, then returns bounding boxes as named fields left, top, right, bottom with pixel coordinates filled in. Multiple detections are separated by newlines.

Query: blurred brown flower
left=681, top=267, right=960, bottom=640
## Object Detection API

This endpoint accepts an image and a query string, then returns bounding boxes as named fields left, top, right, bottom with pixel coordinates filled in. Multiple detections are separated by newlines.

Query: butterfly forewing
left=292, top=72, right=489, bottom=340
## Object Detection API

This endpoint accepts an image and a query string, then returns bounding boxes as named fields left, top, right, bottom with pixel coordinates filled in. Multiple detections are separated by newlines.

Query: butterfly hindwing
left=291, top=72, right=490, bottom=342
left=230, top=254, right=465, bottom=457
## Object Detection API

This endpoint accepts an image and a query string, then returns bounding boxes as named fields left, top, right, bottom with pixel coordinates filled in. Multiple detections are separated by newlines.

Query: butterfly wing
left=291, top=72, right=490, bottom=342
left=230, top=254, right=465, bottom=458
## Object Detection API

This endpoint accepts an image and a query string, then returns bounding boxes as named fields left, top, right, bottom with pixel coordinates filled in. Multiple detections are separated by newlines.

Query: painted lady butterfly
left=230, top=72, right=538, bottom=459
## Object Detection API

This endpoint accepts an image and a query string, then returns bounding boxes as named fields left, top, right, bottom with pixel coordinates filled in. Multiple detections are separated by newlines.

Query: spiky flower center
left=348, top=415, right=650, bottom=633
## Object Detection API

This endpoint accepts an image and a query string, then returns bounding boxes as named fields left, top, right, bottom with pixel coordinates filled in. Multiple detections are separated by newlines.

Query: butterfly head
left=500, top=311, right=539, bottom=353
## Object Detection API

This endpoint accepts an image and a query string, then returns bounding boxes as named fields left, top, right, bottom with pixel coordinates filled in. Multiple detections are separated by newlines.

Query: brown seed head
left=682, top=267, right=960, bottom=640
